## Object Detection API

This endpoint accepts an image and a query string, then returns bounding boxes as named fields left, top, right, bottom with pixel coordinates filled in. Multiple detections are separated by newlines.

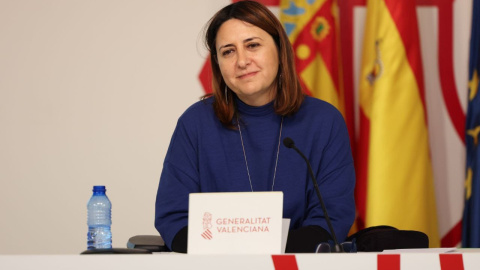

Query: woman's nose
left=236, top=49, right=251, bottom=68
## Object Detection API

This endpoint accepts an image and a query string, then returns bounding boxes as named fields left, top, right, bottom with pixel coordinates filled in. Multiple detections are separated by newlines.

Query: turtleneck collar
left=235, top=96, right=275, bottom=117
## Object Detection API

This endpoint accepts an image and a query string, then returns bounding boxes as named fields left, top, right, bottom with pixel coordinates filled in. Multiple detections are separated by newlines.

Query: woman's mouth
left=237, top=71, right=258, bottom=79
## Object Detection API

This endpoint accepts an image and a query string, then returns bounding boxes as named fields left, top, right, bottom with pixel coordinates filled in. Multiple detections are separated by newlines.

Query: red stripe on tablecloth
left=378, top=254, right=400, bottom=270
left=271, top=255, right=299, bottom=270
left=439, top=254, right=464, bottom=270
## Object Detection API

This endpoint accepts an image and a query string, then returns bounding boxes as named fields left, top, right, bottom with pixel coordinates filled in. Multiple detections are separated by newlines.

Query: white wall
left=0, top=0, right=229, bottom=254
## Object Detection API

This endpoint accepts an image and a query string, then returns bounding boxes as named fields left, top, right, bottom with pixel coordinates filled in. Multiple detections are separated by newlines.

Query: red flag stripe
left=436, top=0, right=466, bottom=144
left=355, top=109, right=371, bottom=229
left=441, top=220, right=462, bottom=247
left=377, top=254, right=400, bottom=270
left=199, top=57, right=213, bottom=94
left=415, top=0, right=466, bottom=145
left=271, top=255, right=299, bottom=270
left=439, top=254, right=465, bottom=270
left=383, top=0, right=427, bottom=117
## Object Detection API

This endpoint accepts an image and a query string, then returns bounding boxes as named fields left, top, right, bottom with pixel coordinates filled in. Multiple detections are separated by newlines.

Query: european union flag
left=463, top=0, right=480, bottom=248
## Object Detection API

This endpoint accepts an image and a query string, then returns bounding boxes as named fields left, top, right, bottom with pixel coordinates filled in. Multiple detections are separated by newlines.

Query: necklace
left=237, top=115, right=284, bottom=192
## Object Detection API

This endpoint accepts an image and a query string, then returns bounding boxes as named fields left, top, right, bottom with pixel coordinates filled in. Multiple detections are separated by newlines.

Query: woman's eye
left=221, top=49, right=234, bottom=57
left=247, top=43, right=260, bottom=49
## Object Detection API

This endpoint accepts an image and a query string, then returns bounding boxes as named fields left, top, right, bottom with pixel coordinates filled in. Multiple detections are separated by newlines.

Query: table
left=1, top=251, right=480, bottom=270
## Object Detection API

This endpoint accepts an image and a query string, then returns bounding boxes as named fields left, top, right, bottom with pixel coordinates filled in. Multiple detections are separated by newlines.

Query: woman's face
left=215, top=19, right=279, bottom=107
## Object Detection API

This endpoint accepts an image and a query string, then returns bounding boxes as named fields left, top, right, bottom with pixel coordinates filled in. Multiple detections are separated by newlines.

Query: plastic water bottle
left=87, top=185, right=112, bottom=249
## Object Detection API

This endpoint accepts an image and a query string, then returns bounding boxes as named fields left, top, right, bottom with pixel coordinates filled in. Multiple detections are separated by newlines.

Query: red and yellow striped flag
left=357, top=0, right=439, bottom=247
left=280, top=0, right=346, bottom=118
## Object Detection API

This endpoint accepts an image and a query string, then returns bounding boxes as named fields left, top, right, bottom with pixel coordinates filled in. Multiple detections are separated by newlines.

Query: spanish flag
left=357, top=0, right=440, bottom=247
left=280, top=0, right=346, bottom=120
left=463, top=0, right=480, bottom=248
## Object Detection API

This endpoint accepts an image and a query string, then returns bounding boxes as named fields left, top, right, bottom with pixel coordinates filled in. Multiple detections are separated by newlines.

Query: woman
left=155, top=0, right=355, bottom=253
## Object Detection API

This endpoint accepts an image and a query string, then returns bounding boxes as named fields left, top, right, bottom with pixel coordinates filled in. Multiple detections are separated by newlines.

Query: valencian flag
left=463, top=0, right=480, bottom=248
left=279, top=0, right=348, bottom=124
left=357, top=0, right=440, bottom=246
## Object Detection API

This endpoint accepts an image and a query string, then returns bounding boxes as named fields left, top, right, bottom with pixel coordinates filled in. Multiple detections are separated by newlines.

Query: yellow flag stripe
left=300, top=53, right=342, bottom=114
left=359, top=0, right=439, bottom=247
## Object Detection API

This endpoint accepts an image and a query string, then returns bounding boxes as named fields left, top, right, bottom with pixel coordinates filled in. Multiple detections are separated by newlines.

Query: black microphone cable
left=283, top=137, right=344, bottom=253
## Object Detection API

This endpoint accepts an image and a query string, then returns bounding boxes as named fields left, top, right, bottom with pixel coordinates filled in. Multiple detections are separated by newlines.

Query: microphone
left=283, top=137, right=344, bottom=253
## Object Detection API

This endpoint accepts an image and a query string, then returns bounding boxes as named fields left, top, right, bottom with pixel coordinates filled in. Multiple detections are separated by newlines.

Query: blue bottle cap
left=93, top=186, right=106, bottom=192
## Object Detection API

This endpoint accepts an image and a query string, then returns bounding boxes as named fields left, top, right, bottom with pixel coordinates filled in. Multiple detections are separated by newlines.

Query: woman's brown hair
left=204, top=0, right=304, bottom=128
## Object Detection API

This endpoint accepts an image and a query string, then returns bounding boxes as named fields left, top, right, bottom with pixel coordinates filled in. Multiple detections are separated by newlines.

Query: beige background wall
left=0, top=0, right=472, bottom=254
left=0, top=0, right=230, bottom=254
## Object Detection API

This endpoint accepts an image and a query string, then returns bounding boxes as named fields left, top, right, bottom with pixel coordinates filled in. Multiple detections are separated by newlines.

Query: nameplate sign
left=188, top=192, right=284, bottom=254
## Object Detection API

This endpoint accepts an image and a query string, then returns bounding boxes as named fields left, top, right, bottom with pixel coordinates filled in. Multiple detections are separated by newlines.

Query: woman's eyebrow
left=218, top=37, right=263, bottom=51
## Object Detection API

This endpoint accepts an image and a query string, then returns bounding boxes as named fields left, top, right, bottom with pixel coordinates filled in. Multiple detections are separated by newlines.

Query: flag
left=463, top=0, right=480, bottom=248
left=280, top=0, right=351, bottom=130
left=357, top=0, right=440, bottom=247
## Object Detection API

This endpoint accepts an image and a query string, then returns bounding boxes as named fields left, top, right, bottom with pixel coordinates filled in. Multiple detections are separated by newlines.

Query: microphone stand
left=284, top=138, right=344, bottom=253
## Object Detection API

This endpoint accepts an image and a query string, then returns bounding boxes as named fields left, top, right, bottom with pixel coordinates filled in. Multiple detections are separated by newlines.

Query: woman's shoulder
left=295, top=97, right=350, bottom=143
left=179, top=97, right=215, bottom=121
left=300, top=96, right=343, bottom=118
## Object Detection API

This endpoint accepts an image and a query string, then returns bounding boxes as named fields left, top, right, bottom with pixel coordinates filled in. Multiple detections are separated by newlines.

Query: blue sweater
left=155, top=96, right=355, bottom=249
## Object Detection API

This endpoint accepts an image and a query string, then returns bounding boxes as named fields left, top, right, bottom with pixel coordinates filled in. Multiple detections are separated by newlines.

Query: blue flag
left=463, top=0, right=480, bottom=248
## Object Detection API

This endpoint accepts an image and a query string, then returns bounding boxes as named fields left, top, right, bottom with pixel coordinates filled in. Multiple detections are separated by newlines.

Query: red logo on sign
left=201, top=212, right=213, bottom=240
